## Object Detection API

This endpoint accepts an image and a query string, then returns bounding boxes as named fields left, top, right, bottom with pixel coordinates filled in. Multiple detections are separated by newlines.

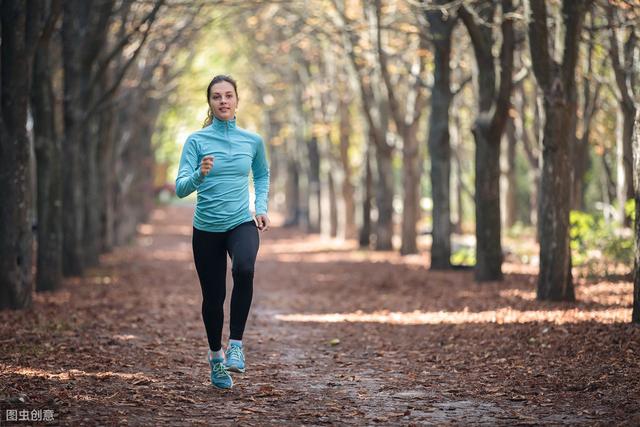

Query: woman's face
left=209, top=81, right=238, bottom=121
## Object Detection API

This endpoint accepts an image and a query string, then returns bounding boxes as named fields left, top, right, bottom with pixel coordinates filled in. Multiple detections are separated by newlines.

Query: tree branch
left=89, top=0, right=165, bottom=91
left=375, top=0, right=405, bottom=133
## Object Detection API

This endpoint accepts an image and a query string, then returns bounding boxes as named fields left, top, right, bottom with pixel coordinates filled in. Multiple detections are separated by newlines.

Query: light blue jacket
left=175, top=116, right=270, bottom=232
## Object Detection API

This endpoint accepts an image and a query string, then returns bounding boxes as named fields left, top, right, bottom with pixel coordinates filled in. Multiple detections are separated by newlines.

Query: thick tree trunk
left=537, top=100, right=575, bottom=300
left=529, top=0, right=586, bottom=301
left=83, top=117, right=101, bottom=267
left=632, top=110, right=640, bottom=323
left=328, top=169, right=338, bottom=238
left=359, top=140, right=373, bottom=248
left=32, top=31, right=63, bottom=292
left=572, top=133, right=589, bottom=212
left=374, top=144, right=394, bottom=250
left=618, top=105, right=636, bottom=224
left=61, top=2, right=90, bottom=276
left=98, top=104, right=116, bottom=252
left=400, top=133, right=420, bottom=255
left=451, top=110, right=464, bottom=234
left=0, top=1, right=42, bottom=309
left=426, top=7, right=454, bottom=268
left=284, top=155, right=300, bottom=227
left=308, top=136, right=321, bottom=234
left=538, top=140, right=575, bottom=298
left=460, top=0, right=514, bottom=281
left=474, top=124, right=504, bottom=281
left=502, top=117, right=517, bottom=228
left=339, top=99, right=357, bottom=240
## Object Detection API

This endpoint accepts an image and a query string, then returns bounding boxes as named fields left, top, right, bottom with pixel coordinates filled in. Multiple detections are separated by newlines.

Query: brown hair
left=202, top=75, right=239, bottom=127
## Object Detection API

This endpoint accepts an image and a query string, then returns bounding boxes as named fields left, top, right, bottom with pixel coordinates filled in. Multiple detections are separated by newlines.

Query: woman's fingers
left=255, top=215, right=270, bottom=232
left=200, top=155, right=215, bottom=176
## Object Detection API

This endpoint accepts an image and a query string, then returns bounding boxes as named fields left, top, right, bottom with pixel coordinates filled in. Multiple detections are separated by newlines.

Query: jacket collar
left=212, top=115, right=237, bottom=131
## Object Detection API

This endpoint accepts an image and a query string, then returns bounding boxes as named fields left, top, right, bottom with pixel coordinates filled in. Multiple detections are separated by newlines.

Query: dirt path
left=1, top=204, right=639, bottom=425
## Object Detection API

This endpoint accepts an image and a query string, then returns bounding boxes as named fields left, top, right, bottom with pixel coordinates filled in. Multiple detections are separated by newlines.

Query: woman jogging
left=175, top=75, right=270, bottom=389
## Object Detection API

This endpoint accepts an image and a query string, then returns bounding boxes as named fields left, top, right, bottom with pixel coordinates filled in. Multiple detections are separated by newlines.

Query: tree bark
left=32, top=7, right=63, bottom=292
left=0, top=0, right=43, bottom=309
left=460, top=0, right=515, bottom=281
left=528, top=0, right=588, bottom=301
left=374, top=143, right=394, bottom=250
left=617, top=106, right=636, bottom=223
left=308, top=136, right=321, bottom=234
left=61, top=1, right=89, bottom=276
left=632, top=109, right=640, bottom=323
left=98, top=102, right=116, bottom=252
left=426, top=5, right=455, bottom=268
left=359, top=136, right=373, bottom=248
left=83, top=115, right=101, bottom=267
left=502, top=116, right=517, bottom=228
left=284, top=153, right=301, bottom=227
left=339, top=97, right=357, bottom=240
left=328, top=168, right=338, bottom=237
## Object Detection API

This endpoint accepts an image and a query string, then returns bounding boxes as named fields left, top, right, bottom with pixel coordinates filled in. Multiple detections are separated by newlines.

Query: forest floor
left=1, top=203, right=639, bottom=426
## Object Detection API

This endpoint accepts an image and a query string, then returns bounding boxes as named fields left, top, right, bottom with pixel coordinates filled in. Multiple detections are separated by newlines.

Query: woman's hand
left=254, top=214, right=270, bottom=232
left=200, top=155, right=214, bottom=177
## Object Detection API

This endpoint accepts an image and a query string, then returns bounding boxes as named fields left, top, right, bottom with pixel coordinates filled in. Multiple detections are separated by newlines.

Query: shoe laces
left=227, top=345, right=244, bottom=362
left=211, top=361, right=228, bottom=378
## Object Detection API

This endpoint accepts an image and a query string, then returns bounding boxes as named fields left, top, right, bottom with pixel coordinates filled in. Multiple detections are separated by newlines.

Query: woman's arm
left=175, top=138, right=204, bottom=198
left=252, top=136, right=270, bottom=215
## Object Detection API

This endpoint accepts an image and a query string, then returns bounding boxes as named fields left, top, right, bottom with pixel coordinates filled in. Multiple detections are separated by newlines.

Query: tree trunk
left=618, top=105, right=636, bottom=224
left=374, top=144, right=394, bottom=250
left=400, top=132, right=420, bottom=255
left=98, top=103, right=116, bottom=252
left=0, top=1, right=42, bottom=309
left=83, top=116, right=101, bottom=267
left=537, top=100, right=575, bottom=300
left=359, top=139, right=373, bottom=248
left=426, top=6, right=454, bottom=268
left=502, top=116, right=517, bottom=228
left=451, top=109, right=465, bottom=234
left=308, top=136, right=321, bottom=234
left=474, top=124, right=504, bottom=281
left=528, top=0, right=587, bottom=301
left=339, top=98, right=357, bottom=239
left=573, top=133, right=589, bottom=212
left=460, top=0, right=514, bottom=281
left=61, top=1, right=90, bottom=276
left=632, top=110, right=640, bottom=323
left=32, top=27, right=63, bottom=292
left=284, top=154, right=300, bottom=227
left=328, top=168, right=338, bottom=238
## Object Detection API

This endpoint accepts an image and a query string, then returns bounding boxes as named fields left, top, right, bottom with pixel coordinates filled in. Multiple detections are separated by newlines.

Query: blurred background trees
left=1, top=0, right=639, bottom=319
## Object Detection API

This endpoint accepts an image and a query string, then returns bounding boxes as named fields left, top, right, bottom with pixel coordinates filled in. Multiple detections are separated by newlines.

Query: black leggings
left=192, top=221, right=259, bottom=352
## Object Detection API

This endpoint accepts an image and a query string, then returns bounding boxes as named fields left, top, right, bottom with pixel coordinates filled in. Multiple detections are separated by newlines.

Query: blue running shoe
left=208, top=352, right=233, bottom=389
left=224, top=343, right=245, bottom=373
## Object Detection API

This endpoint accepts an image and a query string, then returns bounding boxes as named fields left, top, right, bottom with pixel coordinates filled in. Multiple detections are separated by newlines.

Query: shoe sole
left=226, top=365, right=245, bottom=373
left=211, top=382, right=233, bottom=389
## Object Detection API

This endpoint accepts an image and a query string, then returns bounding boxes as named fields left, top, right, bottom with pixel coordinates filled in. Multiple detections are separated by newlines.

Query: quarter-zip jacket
left=175, top=116, right=270, bottom=232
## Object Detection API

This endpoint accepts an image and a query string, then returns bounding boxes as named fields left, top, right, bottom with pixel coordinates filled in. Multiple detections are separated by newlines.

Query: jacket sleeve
left=252, top=136, right=270, bottom=215
left=175, top=138, right=204, bottom=198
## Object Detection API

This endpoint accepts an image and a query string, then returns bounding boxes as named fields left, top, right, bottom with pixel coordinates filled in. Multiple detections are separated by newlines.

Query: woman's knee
left=232, top=259, right=255, bottom=277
